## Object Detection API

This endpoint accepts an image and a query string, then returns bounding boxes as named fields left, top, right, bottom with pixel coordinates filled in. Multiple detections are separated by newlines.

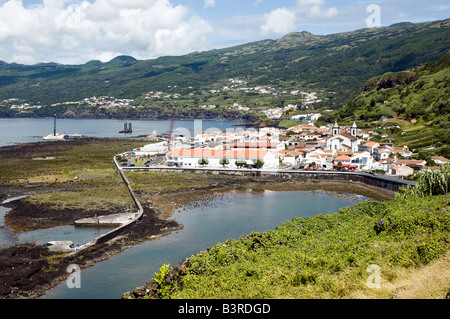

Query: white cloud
left=296, top=0, right=338, bottom=18
left=0, top=0, right=213, bottom=64
left=261, top=8, right=296, bottom=36
left=203, top=0, right=215, bottom=9
left=297, top=0, right=324, bottom=6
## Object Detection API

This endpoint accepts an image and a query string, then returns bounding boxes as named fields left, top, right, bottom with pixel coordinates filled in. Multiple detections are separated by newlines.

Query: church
left=325, top=122, right=359, bottom=153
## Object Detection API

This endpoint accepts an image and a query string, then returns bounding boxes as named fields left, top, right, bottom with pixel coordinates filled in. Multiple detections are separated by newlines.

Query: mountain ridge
left=0, top=18, right=449, bottom=108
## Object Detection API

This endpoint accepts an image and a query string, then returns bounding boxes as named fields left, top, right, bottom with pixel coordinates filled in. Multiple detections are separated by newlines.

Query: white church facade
left=325, top=122, right=359, bottom=153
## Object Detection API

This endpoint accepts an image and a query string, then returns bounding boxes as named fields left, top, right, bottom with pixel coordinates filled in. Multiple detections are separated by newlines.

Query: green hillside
left=338, top=54, right=450, bottom=158
left=0, top=19, right=449, bottom=112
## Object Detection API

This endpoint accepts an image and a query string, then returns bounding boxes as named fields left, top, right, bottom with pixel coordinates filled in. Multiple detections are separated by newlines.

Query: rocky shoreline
left=0, top=193, right=182, bottom=299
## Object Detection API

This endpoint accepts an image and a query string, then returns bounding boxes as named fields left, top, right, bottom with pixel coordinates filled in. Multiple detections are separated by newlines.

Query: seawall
left=66, top=158, right=144, bottom=254
left=91, top=158, right=144, bottom=245
left=120, top=166, right=415, bottom=192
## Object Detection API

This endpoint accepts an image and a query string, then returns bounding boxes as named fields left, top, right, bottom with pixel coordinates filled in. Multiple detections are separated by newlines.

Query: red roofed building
left=167, top=148, right=279, bottom=169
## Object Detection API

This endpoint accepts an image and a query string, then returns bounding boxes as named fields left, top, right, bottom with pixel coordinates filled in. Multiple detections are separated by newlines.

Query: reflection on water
left=42, top=190, right=369, bottom=299
left=0, top=196, right=113, bottom=249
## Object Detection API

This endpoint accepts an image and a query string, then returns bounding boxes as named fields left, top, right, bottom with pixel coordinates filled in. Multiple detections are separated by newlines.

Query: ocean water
left=0, top=197, right=113, bottom=249
left=42, top=190, right=368, bottom=299
left=0, top=118, right=242, bottom=146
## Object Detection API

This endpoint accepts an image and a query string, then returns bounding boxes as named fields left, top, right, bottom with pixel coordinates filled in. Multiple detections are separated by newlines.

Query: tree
left=337, top=161, right=343, bottom=170
left=219, top=158, right=230, bottom=168
left=396, top=168, right=447, bottom=198
left=235, top=160, right=247, bottom=168
left=254, top=159, right=265, bottom=169
left=198, top=158, right=209, bottom=167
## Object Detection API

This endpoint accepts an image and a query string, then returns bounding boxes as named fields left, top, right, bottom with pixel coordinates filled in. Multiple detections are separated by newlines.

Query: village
left=122, top=120, right=449, bottom=179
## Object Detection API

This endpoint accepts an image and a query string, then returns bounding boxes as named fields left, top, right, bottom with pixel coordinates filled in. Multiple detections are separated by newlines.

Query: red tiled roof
left=232, top=142, right=279, bottom=149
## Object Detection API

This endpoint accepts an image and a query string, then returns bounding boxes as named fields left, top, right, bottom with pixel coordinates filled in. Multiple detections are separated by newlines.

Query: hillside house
left=279, top=150, right=304, bottom=165
left=431, top=156, right=450, bottom=165
left=359, top=141, right=380, bottom=155
left=350, top=151, right=374, bottom=171
left=395, top=159, right=426, bottom=171
left=390, top=165, right=414, bottom=177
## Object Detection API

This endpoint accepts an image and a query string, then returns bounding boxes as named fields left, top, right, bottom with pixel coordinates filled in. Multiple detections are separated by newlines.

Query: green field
left=0, top=139, right=145, bottom=212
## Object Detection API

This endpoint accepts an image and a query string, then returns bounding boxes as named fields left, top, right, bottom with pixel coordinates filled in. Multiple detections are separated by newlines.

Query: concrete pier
left=74, top=213, right=139, bottom=227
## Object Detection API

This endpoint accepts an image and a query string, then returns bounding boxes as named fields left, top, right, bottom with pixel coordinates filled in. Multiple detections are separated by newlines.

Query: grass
left=0, top=139, right=145, bottom=212
left=24, top=173, right=135, bottom=212
left=126, top=171, right=221, bottom=193
left=147, top=195, right=449, bottom=299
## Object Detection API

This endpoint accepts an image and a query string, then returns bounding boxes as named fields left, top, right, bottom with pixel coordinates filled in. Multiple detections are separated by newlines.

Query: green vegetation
left=396, top=167, right=449, bottom=199
left=339, top=53, right=450, bottom=158
left=125, top=171, right=216, bottom=193
left=24, top=173, right=133, bottom=212
left=144, top=194, right=448, bottom=299
left=0, top=139, right=145, bottom=211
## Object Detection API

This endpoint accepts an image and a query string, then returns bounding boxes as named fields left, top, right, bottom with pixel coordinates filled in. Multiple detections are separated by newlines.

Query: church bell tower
left=351, top=122, right=358, bottom=137
left=332, top=121, right=340, bottom=136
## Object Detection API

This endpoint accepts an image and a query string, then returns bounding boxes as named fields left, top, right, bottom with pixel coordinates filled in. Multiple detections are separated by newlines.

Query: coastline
left=0, top=139, right=394, bottom=299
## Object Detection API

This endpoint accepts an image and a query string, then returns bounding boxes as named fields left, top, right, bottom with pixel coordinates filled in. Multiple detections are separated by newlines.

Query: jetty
left=74, top=213, right=139, bottom=227
left=46, top=157, right=144, bottom=254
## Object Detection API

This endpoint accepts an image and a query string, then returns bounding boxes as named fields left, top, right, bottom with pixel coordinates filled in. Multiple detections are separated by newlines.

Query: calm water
left=0, top=118, right=242, bottom=146
left=42, top=190, right=368, bottom=299
left=0, top=199, right=113, bottom=249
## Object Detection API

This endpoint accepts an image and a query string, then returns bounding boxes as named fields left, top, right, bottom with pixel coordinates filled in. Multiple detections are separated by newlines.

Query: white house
left=431, top=156, right=450, bottom=165
left=132, top=142, right=168, bottom=156
left=376, top=148, right=392, bottom=160
left=350, top=151, right=374, bottom=171
left=359, top=141, right=379, bottom=155
left=230, top=141, right=285, bottom=152
left=279, top=150, right=304, bottom=166
left=166, top=148, right=279, bottom=169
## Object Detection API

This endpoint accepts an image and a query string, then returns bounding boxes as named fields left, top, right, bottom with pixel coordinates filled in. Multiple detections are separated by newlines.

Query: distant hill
left=339, top=53, right=449, bottom=157
left=0, top=18, right=449, bottom=110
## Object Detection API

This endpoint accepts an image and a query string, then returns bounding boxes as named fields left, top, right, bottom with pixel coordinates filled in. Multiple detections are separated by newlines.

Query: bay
left=0, top=118, right=242, bottom=146
left=42, top=190, right=368, bottom=299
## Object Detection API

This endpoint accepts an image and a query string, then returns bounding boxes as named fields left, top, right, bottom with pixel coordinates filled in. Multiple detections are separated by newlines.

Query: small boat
left=42, top=132, right=69, bottom=140
left=42, top=114, right=70, bottom=140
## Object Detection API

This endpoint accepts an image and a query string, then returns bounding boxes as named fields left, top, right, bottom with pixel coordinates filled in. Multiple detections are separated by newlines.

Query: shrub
left=154, top=264, right=171, bottom=299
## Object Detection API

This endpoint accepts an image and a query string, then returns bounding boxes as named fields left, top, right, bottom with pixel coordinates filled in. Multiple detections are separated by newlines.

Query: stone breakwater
left=120, top=166, right=414, bottom=193
left=49, top=157, right=145, bottom=254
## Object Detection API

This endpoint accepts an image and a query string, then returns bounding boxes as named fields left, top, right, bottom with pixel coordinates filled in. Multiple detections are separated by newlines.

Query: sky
left=0, top=0, right=448, bottom=65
